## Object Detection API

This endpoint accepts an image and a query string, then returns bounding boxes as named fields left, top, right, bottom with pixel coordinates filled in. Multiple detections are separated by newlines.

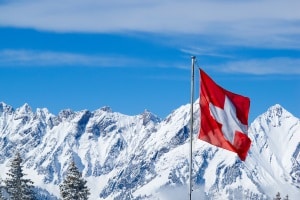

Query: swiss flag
left=199, top=69, right=251, bottom=161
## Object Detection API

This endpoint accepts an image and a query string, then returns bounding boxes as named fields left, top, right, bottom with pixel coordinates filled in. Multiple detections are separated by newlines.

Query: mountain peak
left=265, top=104, right=293, bottom=120
left=268, top=103, right=284, bottom=113
left=253, top=104, right=294, bottom=128
left=141, top=109, right=161, bottom=125
left=100, top=106, right=112, bottom=112
left=1, top=102, right=299, bottom=199
left=0, top=102, right=14, bottom=114
left=16, top=103, right=32, bottom=114
left=58, top=109, right=75, bottom=119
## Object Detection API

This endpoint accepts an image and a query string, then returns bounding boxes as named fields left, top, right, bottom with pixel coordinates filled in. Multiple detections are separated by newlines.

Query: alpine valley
left=0, top=101, right=299, bottom=200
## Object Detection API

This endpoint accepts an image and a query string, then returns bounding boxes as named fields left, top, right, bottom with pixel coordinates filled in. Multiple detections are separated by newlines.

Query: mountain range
left=0, top=101, right=299, bottom=199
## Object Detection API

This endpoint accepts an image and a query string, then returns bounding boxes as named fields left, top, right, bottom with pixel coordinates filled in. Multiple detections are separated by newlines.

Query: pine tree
left=5, top=152, right=35, bottom=200
left=283, top=194, right=289, bottom=200
left=60, top=159, right=90, bottom=200
left=0, top=192, right=4, bottom=200
left=0, top=186, right=4, bottom=200
left=274, top=192, right=281, bottom=200
left=0, top=176, right=4, bottom=200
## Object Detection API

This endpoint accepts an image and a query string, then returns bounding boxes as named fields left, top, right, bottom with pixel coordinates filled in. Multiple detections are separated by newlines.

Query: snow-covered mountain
left=0, top=102, right=299, bottom=200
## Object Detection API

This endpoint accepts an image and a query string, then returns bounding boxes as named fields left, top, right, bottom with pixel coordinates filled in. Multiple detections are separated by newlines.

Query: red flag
left=199, top=69, right=251, bottom=161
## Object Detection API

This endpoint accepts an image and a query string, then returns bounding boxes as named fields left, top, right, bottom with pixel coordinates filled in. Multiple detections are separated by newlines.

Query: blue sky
left=0, top=0, right=299, bottom=122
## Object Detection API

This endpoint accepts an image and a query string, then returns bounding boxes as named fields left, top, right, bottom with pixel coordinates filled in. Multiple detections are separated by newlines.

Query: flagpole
left=189, top=56, right=196, bottom=200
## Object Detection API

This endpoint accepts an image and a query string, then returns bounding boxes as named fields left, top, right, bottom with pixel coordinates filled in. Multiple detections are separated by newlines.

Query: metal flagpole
left=189, top=56, right=196, bottom=200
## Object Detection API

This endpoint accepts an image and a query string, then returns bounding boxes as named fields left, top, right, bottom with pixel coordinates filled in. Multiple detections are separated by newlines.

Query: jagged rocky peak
left=58, top=109, right=75, bottom=119
left=35, top=108, right=53, bottom=122
left=0, top=102, right=14, bottom=114
left=76, top=109, right=92, bottom=125
left=0, top=101, right=299, bottom=199
left=259, top=104, right=294, bottom=127
left=265, top=104, right=293, bottom=119
left=141, top=109, right=161, bottom=125
left=100, top=106, right=112, bottom=113
left=16, top=103, right=32, bottom=114
left=36, top=107, right=50, bottom=115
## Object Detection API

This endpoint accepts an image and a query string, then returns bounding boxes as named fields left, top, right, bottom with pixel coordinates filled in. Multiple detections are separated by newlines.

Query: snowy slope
left=0, top=101, right=299, bottom=199
left=246, top=104, right=300, bottom=199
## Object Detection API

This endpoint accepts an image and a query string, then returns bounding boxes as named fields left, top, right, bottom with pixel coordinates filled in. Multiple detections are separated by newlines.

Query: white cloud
left=181, top=47, right=234, bottom=59
left=1, top=50, right=299, bottom=75
left=0, top=49, right=187, bottom=69
left=0, top=49, right=142, bottom=67
left=1, top=0, right=300, bottom=75
left=214, top=57, right=300, bottom=75
left=1, top=0, right=300, bottom=38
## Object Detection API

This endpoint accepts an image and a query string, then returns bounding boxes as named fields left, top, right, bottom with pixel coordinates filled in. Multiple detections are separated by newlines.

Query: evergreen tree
left=0, top=186, right=4, bottom=200
left=274, top=192, right=281, bottom=200
left=283, top=194, right=289, bottom=200
left=0, top=176, right=4, bottom=200
left=60, top=159, right=90, bottom=200
left=5, top=152, right=35, bottom=200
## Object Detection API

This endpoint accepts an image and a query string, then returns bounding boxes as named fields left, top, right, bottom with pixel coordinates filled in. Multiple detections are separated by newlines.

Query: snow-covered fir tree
left=0, top=192, right=4, bottom=200
left=274, top=192, right=281, bottom=200
left=0, top=186, right=4, bottom=200
left=5, top=152, right=35, bottom=200
left=274, top=192, right=290, bottom=200
left=0, top=177, right=4, bottom=200
left=60, top=159, right=90, bottom=200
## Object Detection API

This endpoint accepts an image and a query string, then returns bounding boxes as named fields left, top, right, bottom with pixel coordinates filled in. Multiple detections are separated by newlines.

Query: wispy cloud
left=213, top=57, right=300, bottom=75
left=1, top=50, right=299, bottom=75
left=0, top=49, right=186, bottom=69
left=181, top=47, right=234, bottom=59
left=1, top=0, right=300, bottom=48
left=0, top=49, right=141, bottom=67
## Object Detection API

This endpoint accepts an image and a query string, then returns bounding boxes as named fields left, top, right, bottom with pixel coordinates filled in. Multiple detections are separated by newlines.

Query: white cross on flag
left=199, top=69, right=251, bottom=161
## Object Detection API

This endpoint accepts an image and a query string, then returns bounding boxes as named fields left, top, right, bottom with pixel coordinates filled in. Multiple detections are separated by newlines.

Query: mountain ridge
left=0, top=101, right=299, bottom=199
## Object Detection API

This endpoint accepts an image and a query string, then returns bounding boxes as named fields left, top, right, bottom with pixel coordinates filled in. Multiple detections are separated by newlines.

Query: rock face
left=0, top=102, right=299, bottom=199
